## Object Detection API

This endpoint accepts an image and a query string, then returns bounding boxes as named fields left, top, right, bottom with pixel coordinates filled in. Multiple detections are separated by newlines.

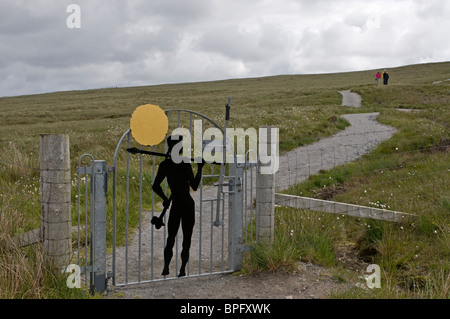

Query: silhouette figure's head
left=167, top=135, right=183, bottom=154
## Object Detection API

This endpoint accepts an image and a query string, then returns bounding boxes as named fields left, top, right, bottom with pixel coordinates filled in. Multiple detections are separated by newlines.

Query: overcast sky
left=1, top=0, right=449, bottom=97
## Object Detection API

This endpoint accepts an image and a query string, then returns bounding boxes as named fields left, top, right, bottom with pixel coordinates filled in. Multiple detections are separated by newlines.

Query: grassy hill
left=1, top=61, right=448, bottom=161
left=0, top=61, right=449, bottom=298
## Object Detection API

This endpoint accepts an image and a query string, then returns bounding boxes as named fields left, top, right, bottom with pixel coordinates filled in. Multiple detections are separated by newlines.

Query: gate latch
left=229, top=177, right=242, bottom=192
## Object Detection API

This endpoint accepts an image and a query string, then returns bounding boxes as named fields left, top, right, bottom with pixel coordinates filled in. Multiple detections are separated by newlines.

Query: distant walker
left=375, top=71, right=382, bottom=86
left=382, top=69, right=389, bottom=85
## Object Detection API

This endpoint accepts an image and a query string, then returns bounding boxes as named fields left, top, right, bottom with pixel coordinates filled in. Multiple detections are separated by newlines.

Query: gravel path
left=276, top=112, right=396, bottom=190
left=107, top=91, right=397, bottom=299
left=339, top=90, right=362, bottom=107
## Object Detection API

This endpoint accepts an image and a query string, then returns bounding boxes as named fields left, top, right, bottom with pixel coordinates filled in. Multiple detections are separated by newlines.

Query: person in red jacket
left=376, top=71, right=382, bottom=86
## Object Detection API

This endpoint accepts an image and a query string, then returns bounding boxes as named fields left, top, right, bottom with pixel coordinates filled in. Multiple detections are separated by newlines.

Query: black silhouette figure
left=152, top=135, right=204, bottom=277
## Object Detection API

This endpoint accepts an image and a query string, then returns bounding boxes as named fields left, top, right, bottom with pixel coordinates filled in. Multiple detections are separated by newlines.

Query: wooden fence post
left=40, top=134, right=72, bottom=268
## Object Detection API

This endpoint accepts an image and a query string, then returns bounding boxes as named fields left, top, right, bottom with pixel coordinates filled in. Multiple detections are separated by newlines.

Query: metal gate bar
left=244, top=150, right=258, bottom=259
left=76, top=154, right=94, bottom=287
left=76, top=155, right=108, bottom=293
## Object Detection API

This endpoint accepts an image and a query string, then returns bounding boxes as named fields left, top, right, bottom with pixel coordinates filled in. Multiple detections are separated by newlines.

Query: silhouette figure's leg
left=178, top=205, right=195, bottom=277
left=162, top=209, right=181, bottom=276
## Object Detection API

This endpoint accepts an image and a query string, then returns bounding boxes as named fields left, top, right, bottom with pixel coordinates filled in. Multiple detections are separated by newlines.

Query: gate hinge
left=61, top=265, right=103, bottom=274
left=80, top=265, right=103, bottom=273
left=77, top=166, right=93, bottom=175
left=236, top=244, right=253, bottom=253
left=228, top=177, right=242, bottom=192
left=213, top=220, right=225, bottom=227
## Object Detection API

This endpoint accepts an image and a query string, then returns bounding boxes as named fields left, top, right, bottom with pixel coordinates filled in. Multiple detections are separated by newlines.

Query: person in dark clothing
left=382, top=69, right=389, bottom=85
left=152, top=135, right=204, bottom=277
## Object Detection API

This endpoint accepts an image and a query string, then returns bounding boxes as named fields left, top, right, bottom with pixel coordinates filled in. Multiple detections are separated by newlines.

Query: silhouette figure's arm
left=188, top=162, right=204, bottom=191
left=152, top=161, right=170, bottom=206
left=127, top=147, right=168, bottom=158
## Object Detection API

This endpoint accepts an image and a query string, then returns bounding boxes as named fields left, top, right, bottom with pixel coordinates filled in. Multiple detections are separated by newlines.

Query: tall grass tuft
left=0, top=141, right=37, bottom=180
left=0, top=206, right=85, bottom=298
left=244, top=207, right=342, bottom=273
left=247, top=234, right=302, bottom=273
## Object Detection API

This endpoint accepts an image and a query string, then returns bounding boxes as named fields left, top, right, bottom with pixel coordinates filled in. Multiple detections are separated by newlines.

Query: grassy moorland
left=243, top=64, right=450, bottom=298
left=0, top=61, right=449, bottom=298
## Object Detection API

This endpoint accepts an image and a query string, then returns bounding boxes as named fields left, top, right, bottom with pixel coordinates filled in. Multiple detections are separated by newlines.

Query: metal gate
left=75, top=102, right=257, bottom=293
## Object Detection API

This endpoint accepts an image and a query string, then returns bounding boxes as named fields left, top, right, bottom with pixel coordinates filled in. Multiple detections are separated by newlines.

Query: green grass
left=1, top=61, right=449, bottom=298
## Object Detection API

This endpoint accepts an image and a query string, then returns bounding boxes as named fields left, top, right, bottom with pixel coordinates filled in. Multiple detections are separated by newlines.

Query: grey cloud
left=195, top=22, right=289, bottom=67
left=132, top=0, right=214, bottom=27
left=1, top=0, right=449, bottom=97
left=196, top=25, right=264, bottom=62
left=416, top=0, right=450, bottom=20
left=0, top=1, right=63, bottom=35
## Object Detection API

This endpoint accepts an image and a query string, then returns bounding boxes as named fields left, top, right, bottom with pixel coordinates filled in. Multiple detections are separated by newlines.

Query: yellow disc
left=130, top=104, right=168, bottom=146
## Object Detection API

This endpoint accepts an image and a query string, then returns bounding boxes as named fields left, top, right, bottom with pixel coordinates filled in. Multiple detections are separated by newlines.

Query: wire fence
left=274, top=133, right=449, bottom=219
